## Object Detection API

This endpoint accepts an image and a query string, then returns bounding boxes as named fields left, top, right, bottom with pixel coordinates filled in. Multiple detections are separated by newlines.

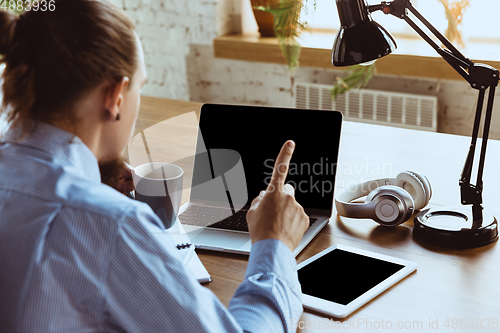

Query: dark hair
left=0, top=0, right=137, bottom=136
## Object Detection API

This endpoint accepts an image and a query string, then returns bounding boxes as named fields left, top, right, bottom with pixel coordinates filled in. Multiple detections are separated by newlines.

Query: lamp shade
left=332, top=0, right=397, bottom=66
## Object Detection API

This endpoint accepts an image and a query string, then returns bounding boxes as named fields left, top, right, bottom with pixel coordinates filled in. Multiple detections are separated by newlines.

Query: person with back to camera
left=0, top=1, right=310, bottom=332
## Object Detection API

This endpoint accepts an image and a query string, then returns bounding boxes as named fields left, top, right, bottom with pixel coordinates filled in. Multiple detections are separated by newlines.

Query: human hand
left=100, top=158, right=135, bottom=197
left=246, top=140, right=309, bottom=252
left=115, top=161, right=135, bottom=196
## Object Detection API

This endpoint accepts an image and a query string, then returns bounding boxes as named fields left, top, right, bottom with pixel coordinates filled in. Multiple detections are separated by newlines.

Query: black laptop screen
left=190, top=104, right=343, bottom=214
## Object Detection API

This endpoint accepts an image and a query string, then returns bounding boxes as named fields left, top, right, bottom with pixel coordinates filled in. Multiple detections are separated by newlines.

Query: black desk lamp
left=332, top=0, right=499, bottom=248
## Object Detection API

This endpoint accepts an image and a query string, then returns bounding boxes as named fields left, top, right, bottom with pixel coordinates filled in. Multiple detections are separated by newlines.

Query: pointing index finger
left=267, top=140, right=295, bottom=191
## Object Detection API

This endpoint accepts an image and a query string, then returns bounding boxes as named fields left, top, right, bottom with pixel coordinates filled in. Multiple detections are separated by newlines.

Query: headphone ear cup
left=396, top=171, right=431, bottom=210
left=365, top=185, right=415, bottom=226
left=420, top=174, right=432, bottom=200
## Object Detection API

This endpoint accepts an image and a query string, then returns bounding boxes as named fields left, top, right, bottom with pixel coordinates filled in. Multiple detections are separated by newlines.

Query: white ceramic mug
left=132, top=162, right=183, bottom=229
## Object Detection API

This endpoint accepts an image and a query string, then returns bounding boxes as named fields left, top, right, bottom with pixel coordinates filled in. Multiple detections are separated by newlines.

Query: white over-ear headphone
left=335, top=171, right=432, bottom=227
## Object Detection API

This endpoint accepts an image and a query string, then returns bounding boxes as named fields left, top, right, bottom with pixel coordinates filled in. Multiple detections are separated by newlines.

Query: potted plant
left=252, top=0, right=316, bottom=73
left=250, top=0, right=280, bottom=37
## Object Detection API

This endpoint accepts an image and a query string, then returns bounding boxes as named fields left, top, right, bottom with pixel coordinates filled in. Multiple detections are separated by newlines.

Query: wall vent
left=294, top=82, right=438, bottom=132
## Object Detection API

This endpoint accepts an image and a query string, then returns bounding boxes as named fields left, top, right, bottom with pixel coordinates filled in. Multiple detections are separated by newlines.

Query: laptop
left=179, top=103, right=343, bottom=257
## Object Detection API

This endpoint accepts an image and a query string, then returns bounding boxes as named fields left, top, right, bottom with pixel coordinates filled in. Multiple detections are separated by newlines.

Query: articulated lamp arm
left=369, top=0, right=499, bottom=224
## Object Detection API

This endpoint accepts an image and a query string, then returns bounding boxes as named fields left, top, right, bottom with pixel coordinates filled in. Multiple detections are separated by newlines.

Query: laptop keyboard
left=179, top=205, right=317, bottom=232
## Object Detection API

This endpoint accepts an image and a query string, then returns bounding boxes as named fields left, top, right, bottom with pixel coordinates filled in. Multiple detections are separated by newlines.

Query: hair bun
left=0, top=11, right=18, bottom=55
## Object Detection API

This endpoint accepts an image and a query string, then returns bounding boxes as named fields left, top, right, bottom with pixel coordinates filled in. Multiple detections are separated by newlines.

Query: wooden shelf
left=214, top=32, right=500, bottom=81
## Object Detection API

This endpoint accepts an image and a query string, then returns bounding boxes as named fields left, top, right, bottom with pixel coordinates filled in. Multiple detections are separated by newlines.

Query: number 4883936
left=0, top=0, right=56, bottom=12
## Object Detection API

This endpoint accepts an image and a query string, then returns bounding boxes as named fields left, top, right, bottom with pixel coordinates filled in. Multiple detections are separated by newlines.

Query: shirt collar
left=2, top=121, right=101, bottom=183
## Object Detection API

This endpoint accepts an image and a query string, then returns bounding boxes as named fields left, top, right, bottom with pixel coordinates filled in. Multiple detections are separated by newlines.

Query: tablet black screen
left=298, top=249, right=405, bottom=305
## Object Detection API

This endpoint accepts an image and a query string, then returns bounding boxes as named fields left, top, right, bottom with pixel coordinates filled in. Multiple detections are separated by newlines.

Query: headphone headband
left=336, top=178, right=397, bottom=204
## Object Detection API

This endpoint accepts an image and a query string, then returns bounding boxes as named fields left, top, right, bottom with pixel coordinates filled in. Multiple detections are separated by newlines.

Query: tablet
left=297, top=244, right=417, bottom=318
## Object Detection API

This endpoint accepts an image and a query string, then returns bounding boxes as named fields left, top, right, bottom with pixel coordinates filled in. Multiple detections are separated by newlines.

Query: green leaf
left=331, top=63, right=377, bottom=100
left=279, top=36, right=301, bottom=72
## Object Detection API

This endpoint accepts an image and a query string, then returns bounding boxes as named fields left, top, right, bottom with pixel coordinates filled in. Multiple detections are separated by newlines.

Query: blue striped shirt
left=0, top=122, right=303, bottom=333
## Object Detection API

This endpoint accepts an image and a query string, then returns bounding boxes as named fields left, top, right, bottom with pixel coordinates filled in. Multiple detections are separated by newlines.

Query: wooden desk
left=131, top=96, right=500, bottom=332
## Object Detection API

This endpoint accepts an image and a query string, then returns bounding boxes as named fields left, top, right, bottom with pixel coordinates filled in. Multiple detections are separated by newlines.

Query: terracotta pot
left=250, top=0, right=280, bottom=37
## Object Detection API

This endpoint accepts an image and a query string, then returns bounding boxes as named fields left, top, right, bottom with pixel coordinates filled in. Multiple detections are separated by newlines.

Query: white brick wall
left=109, top=0, right=227, bottom=100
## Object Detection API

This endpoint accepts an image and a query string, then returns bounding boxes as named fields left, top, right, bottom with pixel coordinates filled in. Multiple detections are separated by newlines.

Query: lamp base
left=414, top=207, right=498, bottom=249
